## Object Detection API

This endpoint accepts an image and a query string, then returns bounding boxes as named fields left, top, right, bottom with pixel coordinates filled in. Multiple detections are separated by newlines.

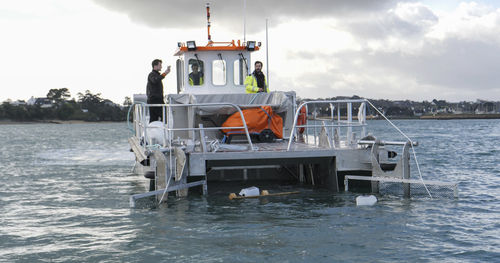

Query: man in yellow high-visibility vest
left=189, top=63, right=204, bottom=86
left=245, top=61, right=269, bottom=93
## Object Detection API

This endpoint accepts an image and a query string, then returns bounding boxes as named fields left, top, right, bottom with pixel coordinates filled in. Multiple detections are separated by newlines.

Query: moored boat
left=127, top=4, right=456, bottom=207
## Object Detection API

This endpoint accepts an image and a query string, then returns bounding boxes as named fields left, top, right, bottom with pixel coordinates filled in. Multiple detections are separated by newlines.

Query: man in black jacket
left=147, top=59, right=171, bottom=122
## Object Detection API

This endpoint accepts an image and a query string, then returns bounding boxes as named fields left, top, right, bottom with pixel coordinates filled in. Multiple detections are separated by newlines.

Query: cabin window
left=176, top=59, right=184, bottom=93
left=188, top=59, right=204, bottom=86
left=233, top=59, right=248, bottom=85
left=212, top=60, right=226, bottom=86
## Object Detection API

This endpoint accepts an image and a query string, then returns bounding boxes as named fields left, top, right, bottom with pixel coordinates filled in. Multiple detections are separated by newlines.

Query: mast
left=206, top=3, right=212, bottom=42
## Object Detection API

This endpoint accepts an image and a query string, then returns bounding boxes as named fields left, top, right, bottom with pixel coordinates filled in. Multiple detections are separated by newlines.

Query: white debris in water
left=239, top=186, right=260, bottom=197
left=356, top=195, right=377, bottom=206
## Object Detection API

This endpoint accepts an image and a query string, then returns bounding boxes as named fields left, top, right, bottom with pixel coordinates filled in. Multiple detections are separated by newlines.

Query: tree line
left=4, top=90, right=498, bottom=122
left=0, top=88, right=132, bottom=122
left=300, top=95, right=500, bottom=118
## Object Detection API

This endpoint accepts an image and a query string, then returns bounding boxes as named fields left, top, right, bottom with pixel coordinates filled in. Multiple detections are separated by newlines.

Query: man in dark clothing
left=147, top=59, right=170, bottom=122
left=255, top=70, right=265, bottom=91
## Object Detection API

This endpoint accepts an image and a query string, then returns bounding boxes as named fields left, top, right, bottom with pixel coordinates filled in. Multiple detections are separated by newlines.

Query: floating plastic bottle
left=239, top=186, right=260, bottom=197
left=356, top=195, right=377, bottom=206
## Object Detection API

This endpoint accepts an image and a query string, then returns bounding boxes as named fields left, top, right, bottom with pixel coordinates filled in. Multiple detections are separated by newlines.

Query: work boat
left=128, top=7, right=457, bottom=207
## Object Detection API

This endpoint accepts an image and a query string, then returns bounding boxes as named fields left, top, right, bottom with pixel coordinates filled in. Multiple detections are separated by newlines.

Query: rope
left=365, top=100, right=433, bottom=199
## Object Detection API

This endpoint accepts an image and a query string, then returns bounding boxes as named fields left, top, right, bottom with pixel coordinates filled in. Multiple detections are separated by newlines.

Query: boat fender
left=146, top=121, right=168, bottom=145
left=144, top=171, right=155, bottom=179
left=297, top=107, right=307, bottom=134
left=356, top=195, right=377, bottom=206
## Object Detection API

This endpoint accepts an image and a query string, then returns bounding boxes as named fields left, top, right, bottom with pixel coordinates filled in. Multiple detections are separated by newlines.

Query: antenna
left=266, top=18, right=269, bottom=89
left=206, top=3, right=212, bottom=42
left=243, top=0, right=246, bottom=43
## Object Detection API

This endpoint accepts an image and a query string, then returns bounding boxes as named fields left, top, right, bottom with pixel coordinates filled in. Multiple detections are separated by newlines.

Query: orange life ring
left=297, top=106, right=307, bottom=134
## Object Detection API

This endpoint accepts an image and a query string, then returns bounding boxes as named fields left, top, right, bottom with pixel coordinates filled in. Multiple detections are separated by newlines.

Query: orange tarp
left=222, top=106, right=283, bottom=139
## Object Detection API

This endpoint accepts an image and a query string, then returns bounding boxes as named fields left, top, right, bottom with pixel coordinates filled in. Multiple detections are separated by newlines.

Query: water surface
left=0, top=120, right=498, bottom=262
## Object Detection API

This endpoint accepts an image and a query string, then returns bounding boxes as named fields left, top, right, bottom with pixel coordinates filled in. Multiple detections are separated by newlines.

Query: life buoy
left=297, top=106, right=307, bottom=134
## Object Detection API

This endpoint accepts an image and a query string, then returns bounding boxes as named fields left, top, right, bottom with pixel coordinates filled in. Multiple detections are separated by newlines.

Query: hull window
left=234, top=59, right=247, bottom=86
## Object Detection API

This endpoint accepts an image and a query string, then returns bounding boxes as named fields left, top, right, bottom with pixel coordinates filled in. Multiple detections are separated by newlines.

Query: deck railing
left=287, top=99, right=369, bottom=151
left=132, top=102, right=255, bottom=152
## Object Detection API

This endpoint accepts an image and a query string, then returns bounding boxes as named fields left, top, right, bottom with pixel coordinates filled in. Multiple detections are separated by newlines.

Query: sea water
left=0, top=120, right=499, bottom=262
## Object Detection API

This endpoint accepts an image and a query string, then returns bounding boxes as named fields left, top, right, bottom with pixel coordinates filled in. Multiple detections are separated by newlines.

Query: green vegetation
left=3, top=91, right=500, bottom=122
left=0, top=89, right=131, bottom=122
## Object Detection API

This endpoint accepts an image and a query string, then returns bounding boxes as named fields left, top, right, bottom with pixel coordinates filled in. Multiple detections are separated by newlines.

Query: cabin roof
left=174, top=40, right=259, bottom=56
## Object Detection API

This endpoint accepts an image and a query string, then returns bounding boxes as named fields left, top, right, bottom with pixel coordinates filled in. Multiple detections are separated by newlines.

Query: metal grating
left=345, top=175, right=458, bottom=198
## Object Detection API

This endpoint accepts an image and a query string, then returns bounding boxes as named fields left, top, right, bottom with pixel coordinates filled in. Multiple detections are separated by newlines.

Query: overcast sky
left=1, top=0, right=500, bottom=103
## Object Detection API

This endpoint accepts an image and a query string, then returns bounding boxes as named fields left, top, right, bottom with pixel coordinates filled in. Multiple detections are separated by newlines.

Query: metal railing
left=286, top=99, right=433, bottom=198
left=287, top=99, right=368, bottom=151
left=132, top=102, right=255, bottom=152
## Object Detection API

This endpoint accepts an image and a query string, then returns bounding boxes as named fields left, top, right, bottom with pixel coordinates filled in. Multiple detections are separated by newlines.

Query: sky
left=1, top=0, right=500, bottom=104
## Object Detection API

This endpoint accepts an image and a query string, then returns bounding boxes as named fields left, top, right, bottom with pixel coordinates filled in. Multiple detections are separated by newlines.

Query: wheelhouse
left=174, top=40, right=260, bottom=94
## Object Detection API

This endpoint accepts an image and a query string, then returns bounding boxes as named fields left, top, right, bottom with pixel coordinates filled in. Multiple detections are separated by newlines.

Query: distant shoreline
left=418, top=113, right=500, bottom=120
left=0, top=120, right=125, bottom=125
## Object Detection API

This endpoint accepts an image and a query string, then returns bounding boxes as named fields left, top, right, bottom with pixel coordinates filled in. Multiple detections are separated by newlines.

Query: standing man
left=245, top=61, right=269, bottom=93
left=147, top=59, right=170, bottom=122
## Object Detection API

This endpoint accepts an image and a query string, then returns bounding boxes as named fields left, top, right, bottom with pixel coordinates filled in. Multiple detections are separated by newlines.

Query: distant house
left=27, top=96, right=54, bottom=108
left=103, top=99, right=116, bottom=107
left=11, top=100, right=27, bottom=106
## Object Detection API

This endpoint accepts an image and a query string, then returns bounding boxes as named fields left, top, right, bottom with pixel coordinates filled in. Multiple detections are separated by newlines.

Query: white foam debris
left=239, top=186, right=260, bottom=197
left=356, top=195, right=377, bottom=206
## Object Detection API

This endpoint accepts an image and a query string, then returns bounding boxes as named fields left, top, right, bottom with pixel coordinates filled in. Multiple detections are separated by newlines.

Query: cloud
left=4, top=0, right=494, bottom=103
left=280, top=2, right=500, bottom=101
left=92, top=0, right=400, bottom=33
left=341, top=2, right=438, bottom=41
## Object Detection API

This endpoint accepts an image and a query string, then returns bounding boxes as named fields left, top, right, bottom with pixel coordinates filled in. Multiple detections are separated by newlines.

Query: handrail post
left=233, top=104, right=254, bottom=151
left=143, top=104, right=148, bottom=148
left=337, top=103, right=341, bottom=143
left=362, top=101, right=366, bottom=138
left=162, top=104, right=167, bottom=147
left=287, top=103, right=305, bottom=151
left=168, top=105, right=173, bottom=148
left=403, top=141, right=411, bottom=198
left=347, top=102, right=352, bottom=146
left=305, top=104, right=309, bottom=144
left=330, top=103, right=334, bottom=147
